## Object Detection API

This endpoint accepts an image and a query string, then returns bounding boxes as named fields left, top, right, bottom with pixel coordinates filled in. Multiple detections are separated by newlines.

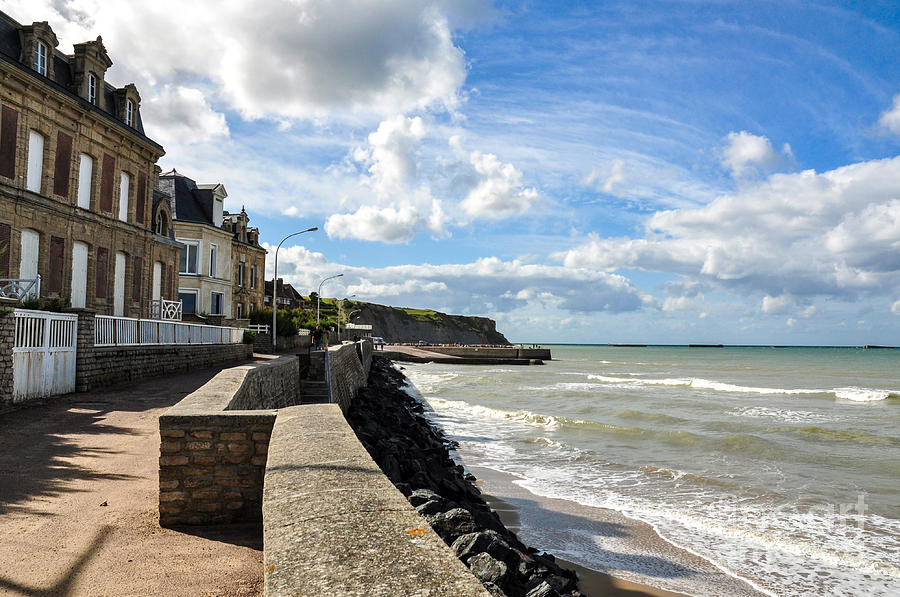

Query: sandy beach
left=471, top=466, right=768, bottom=597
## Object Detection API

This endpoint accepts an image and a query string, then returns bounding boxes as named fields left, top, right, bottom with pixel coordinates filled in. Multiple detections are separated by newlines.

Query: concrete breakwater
left=347, top=357, right=584, bottom=597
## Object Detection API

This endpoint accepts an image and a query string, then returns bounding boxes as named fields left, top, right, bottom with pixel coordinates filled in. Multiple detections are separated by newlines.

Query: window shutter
left=136, top=172, right=147, bottom=224
left=0, top=106, right=19, bottom=179
left=48, top=236, right=65, bottom=293
left=100, top=153, right=115, bottom=212
left=0, top=222, right=10, bottom=278
left=53, top=132, right=73, bottom=197
left=166, top=264, right=173, bottom=299
left=132, top=255, right=142, bottom=301
left=96, top=247, right=109, bottom=299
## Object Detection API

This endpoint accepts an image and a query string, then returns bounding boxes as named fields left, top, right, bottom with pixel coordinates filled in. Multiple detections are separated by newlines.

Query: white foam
left=425, top=397, right=564, bottom=429
left=735, top=406, right=830, bottom=423
left=834, top=387, right=893, bottom=402
left=587, top=374, right=825, bottom=395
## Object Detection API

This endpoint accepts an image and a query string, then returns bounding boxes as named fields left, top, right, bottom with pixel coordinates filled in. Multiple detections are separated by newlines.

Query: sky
left=4, top=0, right=900, bottom=344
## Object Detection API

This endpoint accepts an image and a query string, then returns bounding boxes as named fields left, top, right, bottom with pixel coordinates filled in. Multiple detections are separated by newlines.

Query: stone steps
left=300, top=380, right=329, bottom=404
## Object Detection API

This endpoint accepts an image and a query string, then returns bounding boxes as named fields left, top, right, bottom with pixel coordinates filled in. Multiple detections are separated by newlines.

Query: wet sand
left=471, top=466, right=768, bottom=597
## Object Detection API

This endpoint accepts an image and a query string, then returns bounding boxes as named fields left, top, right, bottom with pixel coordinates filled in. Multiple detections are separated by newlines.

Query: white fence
left=12, top=309, right=77, bottom=400
left=95, top=315, right=243, bottom=347
left=0, top=275, right=40, bottom=300
left=148, top=299, right=183, bottom=321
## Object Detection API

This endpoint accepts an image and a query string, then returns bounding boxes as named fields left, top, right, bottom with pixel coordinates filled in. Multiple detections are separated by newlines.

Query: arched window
left=155, top=210, right=168, bottom=236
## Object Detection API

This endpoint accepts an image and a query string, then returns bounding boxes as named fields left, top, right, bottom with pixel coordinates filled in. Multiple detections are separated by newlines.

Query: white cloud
left=584, top=158, right=626, bottom=194
left=460, top=151, right=539, bottom=219
left=355, top=115, right=427, bottom=199
left=891, top=300, right=900, bottom=314
left=720, top=131, right=787, bottom=177
left=878, top=94, right=900, bottom=136
left=762, top=294, right=792, bottom=314
left=266, top=250, right=647, bottom=316
left=557, top=156, right=900, bottom=303
left=325, top=204, right=422, bottom=244
left=8, top=0, right=472, bottom=122
left=143, top=85, right=229, bottom=146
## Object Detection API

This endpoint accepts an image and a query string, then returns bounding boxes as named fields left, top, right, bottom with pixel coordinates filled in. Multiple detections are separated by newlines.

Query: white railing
left=249, top=324, right=270, bottom=334
left=95, top=315, right=243, bottom=347
left=297, top=328, right=310, bottom=336
left=148, top=299, right=183, bottom=321
left=0, top=275, right=41, bottom=300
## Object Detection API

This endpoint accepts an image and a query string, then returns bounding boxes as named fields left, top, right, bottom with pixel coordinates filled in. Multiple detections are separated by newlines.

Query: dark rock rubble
left=346, top=356, right=584, bottom=597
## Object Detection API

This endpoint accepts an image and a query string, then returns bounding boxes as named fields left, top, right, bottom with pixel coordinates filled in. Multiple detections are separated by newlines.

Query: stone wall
left=158, top=355, right=298, bottom=526
left=0, top=300, right=16, bottom=408
left=72, top=309, right=252, bottom=392
left=253, top=332, right=311, bottom=354
left=327, top=340, right=372, bottom=413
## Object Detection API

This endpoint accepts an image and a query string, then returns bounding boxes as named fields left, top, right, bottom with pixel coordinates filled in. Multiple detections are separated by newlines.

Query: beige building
left=159, top=170, right=235, bottom=318
left=223, top=208, right=266, bottom=319
left=0, top=11, right=181, bottom=315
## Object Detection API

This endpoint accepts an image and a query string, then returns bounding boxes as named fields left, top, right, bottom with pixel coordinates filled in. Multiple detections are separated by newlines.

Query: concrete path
left=0, top=364, right=264, bottom=597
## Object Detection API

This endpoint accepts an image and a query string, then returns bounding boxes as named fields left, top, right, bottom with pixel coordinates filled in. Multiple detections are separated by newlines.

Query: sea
left=399, top=345, right=900, bottom=597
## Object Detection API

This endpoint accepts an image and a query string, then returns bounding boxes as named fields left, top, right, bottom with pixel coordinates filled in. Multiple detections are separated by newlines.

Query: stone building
left=0, top=11, right=181, bottom=315
left=264, top=278, right=306, bottom=310
left=223, top=208, right=265, bottom=319
left=159, top=170, right=234, bottom=318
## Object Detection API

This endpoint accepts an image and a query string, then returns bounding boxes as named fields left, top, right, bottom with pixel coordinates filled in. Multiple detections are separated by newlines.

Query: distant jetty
left=863, top=345, right=895, bottom=349
left=689, top=344, right=724, bottom=348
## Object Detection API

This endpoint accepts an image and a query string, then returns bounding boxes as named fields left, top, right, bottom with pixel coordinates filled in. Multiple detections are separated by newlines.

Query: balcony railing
left=95, top=315, right=242, bottom=347
left=0, top=275, right=40, bottom=300
left=148, top=299, right=182, bottom=321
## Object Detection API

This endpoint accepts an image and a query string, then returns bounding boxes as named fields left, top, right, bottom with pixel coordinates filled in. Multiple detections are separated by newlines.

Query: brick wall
left=253, top=331, right=311, bottom=354
left=158, top=355, right=299, bottom=526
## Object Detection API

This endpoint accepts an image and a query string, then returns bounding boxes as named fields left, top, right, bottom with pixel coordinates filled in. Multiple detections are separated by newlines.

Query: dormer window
left=125, top=99, right=134, bottom=126
left=34, top=41, right=47, bottom=75
left=155, top=210, right=168, bottom=236
left=88, top=73, right=97, bottom=104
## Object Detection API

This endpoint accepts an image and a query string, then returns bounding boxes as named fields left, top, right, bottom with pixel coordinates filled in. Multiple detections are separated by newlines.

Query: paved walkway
left=0, top=364, right=264, bottom=597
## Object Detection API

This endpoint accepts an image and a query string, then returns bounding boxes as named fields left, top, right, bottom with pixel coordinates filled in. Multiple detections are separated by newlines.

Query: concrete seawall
left=159, top=339, right=489, bottom=596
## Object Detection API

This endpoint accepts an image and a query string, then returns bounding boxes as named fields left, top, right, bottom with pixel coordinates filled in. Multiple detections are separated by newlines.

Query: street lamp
left=316, top=273, right=344, bottom=327
left=337, top=296, right=357, bottom=342
left=272, top=226, right=318, bottom=350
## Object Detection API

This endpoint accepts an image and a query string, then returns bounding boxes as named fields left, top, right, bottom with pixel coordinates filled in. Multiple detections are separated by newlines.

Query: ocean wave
left=833, top=387, right=898, bottom=402
left=425, top=397, right=567, bottom=429
left=586, top=374, right=900, bottom=401
left=770, top=426, right=900, bottom=446
left=735, top=407, right=830, bottom=423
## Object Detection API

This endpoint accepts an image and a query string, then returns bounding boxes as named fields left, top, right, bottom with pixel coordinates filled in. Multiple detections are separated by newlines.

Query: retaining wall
left=72, top=309, right=252, bottom=392
left=327, top=340, right=373, bottom=412
left=0, top=300, right=16, bottom=408
left=253, top=332, right=311, bottom=354
left=158, top=355, right=297, bottom=526
left=263, top=404, right=490, bottom=597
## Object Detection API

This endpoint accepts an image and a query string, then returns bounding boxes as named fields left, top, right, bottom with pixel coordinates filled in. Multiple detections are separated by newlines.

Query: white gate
left=12, top=309, right=78, bottom=401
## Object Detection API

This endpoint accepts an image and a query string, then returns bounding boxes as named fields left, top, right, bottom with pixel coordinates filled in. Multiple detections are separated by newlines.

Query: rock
left=424, top=507, right=479, bottom=541
left=408, top=488, right=442, bottom=508
left=526, top=581, right=559, bottom=597
left=468, top=552, right=509, bottom=585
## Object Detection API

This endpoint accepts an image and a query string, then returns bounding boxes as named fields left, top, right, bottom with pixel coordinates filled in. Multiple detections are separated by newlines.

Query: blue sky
left=5, top=1, right=900, bottom=344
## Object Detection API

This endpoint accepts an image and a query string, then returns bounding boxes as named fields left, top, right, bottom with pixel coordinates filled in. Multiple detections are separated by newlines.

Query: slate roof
left=0, top=9, right=160, bottom=150
left=159, top=169, right=223, bottom=228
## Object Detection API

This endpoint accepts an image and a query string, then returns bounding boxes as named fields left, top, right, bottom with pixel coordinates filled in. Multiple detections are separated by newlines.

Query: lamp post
left=337, top=296, right=357, bottom=342
left=272, top=227, right=318, bottom=350
left=342, top=308, right=361, bottom=342
left=316, top=273, right=344, bottom=327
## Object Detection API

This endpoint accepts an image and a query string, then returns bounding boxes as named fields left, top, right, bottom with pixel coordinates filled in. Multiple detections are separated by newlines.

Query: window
left=125, top=99, right=134, bottom=126
left=71, top=241, right=88, bottom=308
left=209, top=244, right=217, bottom=277
left=237, top=262, right=245, bottom=287
left=178, top=240, right=199, bottom=274
left=236, top=303, right=244, bottom=319
left=250, top=265, right=257, bottom=289
left=19, top=229, right=39, bottom=297
left=26, top=130, right=44, bottom=192
left=118, top=172, right=130, bottom=221
left=210, top=291, right=224, bottom=315
left=178, top=290, right=198, bottom=314
left=77, top=153, right=93, bottom=209
left=155, top=210, right=168, bottom=236
left=34, top=41, right=47, bottom=75
left=113, top=251, right=126, bottom=316
left=88, top=73, right=97, bottom=104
